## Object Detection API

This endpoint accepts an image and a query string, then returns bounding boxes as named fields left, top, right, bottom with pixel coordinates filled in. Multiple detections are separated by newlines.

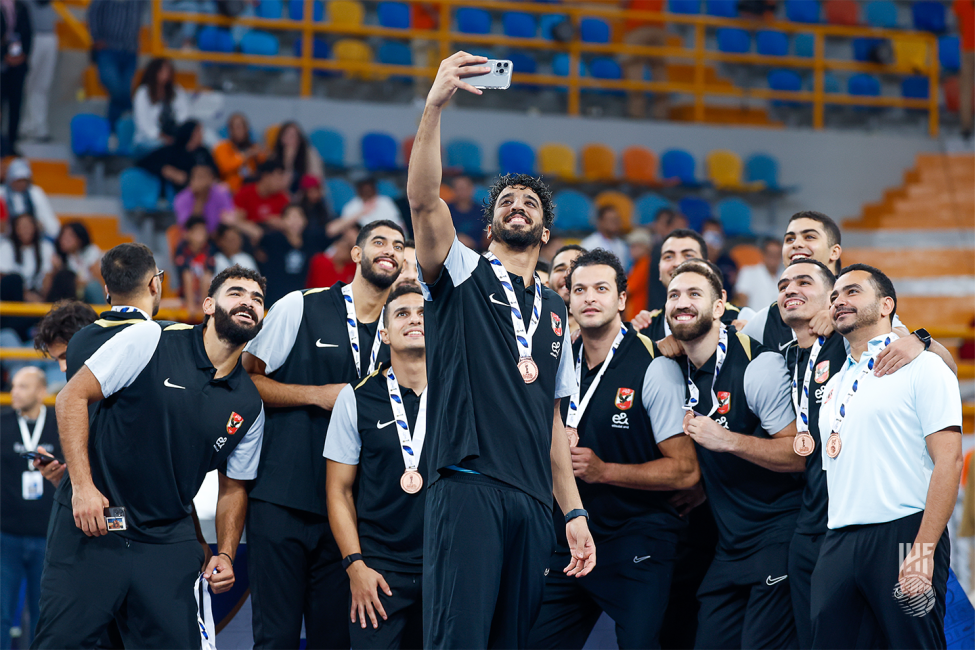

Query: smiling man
left=243, top=219, right=405, bottom=649
left=548, top=244, right=586, bottom=335
left=408, top=51, right=595, bottom=649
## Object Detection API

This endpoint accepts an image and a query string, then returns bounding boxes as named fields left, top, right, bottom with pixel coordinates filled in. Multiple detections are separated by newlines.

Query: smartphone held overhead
left=465, top=59, right=513, bottom=90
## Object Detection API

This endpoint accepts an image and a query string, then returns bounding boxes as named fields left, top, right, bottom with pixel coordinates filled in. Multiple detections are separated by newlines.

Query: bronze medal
left=826, top=432, right=842, bottom=459
left=517, top=357, right=539, bottom=384
left=793, top=433, right=814, bottom=457
left=565, top=426, right=579, bottom=448
left=400, top=470, right=423, bottom=494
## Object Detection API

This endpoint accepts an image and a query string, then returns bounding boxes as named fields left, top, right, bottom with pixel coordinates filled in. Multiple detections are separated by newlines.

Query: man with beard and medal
left=325, top=284, right=429, bottom=649
left=811, top=265, right=962, bottom=650
left=242, top=219, right=405, bottom=649
left=407, top=52, right=595, bottom=649
left=32, top=265, right=267, bottom=649
left=528, top=249, right=697, bottom=649
left=665, top=260, right=805, bottom=649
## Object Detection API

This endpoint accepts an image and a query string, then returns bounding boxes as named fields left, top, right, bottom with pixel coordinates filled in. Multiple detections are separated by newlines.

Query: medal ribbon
left=341, top=284, right=384, bottom=378
left=484, top=253, right=542, bottom=360
left=684, top=326, right=729, bottom=417
left=566, top=325, right=627, bottom=430
left=830, top=336, right=891, bottom=438
left=791, top=336, right=825, bottom=434
left=19, top=406, right=46, bottom=470
left=386, top=368, right=428, bottom=472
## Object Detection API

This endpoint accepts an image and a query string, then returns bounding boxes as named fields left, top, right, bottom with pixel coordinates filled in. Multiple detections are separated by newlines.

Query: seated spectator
left=213, top=112, right=266, bottom=193
left=734, top=237, right=782, bottom=311
left=296, top=174, right=333, bottom=229
left=327, top=176, right=404, bottom=239
left=0, top=158, right=60, bottom=237
left=702, top=217, right=738, bottom=293
left=48, top=223, right=103, bottom=303
left=132, top=57, right=191, bottom=154
left=233, top=159, right=290, bottom=241
left=136, top=120, right=216, bottom=194
left=270, top=121, right=324, bottom=195
left=581, top=205, right=631, bottom=270
left=448, top=175, right=483, bottom=250
left=213, top=225, right=258, bottom=275
left=172, top=216, right=217, bottom=320
left=256, top=204, right=326, bottom=305
left=0, top=213, right=55, bottom=303
left=173, top=164, right=235, bottom=234
left=535, top=259, right=550, bottom=286
left=306, top=222, right=359, bottom=289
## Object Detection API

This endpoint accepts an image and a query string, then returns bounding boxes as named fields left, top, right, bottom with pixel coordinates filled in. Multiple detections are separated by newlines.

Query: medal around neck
left=826, top=432, right=842, bottom=458
left=485, top=253, right=543, bottom=385
left=518, top=357, right=539, bottom=383
left=791, top=336, right=824, bottom=458
left=400, top=470, right=423, bottom=494
left=386, top=368, right=428, bottom=494
left=793, top=433, right=814, bottom=457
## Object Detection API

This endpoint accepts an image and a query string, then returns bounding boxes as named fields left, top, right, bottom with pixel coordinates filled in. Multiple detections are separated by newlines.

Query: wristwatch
left=912, top=328, right=932, bottom=350
left=341, top=553, right=363, bottom=570
left=564, top=508, right=589, bottom=525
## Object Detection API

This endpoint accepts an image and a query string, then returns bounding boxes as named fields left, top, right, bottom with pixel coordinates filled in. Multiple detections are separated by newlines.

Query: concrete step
left=843, top=248, right=975, bottom=278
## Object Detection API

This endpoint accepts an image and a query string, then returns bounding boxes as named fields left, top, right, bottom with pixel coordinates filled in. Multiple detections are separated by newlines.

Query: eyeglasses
left=152, top=270, right=165, bottom=283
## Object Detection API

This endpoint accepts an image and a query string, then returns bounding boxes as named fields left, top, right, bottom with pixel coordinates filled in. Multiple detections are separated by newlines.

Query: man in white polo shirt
left=811, top=264, right=963, bottom=650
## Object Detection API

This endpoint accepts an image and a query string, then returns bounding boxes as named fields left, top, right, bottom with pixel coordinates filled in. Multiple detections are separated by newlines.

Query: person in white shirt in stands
left=0, top=158, right=60, bottom=238
left=734, top=237, right=783, bottom=312
left=328, top=176, right=405, bottom=240
left=213, top=225, right=258, bottom=275
left=580, top=205, right=631, bottom=272
left=0, top=213, right=56, bottom=302
left=132, top=58, right=191, bottom=154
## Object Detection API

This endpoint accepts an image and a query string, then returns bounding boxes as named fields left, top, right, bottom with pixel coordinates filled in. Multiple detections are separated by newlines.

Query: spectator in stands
left=535, top=259, right=550, bottom=286
left=132, top=57, right=191, bottom=154
left=136, top=119, right=216, bottom=194
left=306, top=222, right=359, bottom=289
left=19, top=0, right=56, bottom=143
left=270, top=121, right=324, bottom=195
left=701, top=217, right=738, bottom=293
left=734, top=236, right=782, bottom=311
left=0, top=213, right=54, bottom=303
left=256, top=204, right=325, bottom=304
left=627, top=227, right=652, bottom=268
left=172, top=215, right=216, bottom=320
left=213, top=224, right=258, bottom=275
left=87, top=0, right=144, bottom=133
left=49, top=222, right=103, bottom=303
left=296, top=174, right=332, bottom=229
left=213, top=112, right=266, bottom=193
left=621, top=0, right=669, bottom=120
left=956, top=0, right=974, bottom=139
left=0, top=0, right=32, bottom=157
left=233, top=159, right=290, bottom=240
left=581, top=205, right=631, bottom=270
left=174, top=163, right=235, bottom=234
left=448, top=175, right=483, bottom=250
left=328, top=175, right=404, bottom=238
left=0, top=158, right=59, bottom=237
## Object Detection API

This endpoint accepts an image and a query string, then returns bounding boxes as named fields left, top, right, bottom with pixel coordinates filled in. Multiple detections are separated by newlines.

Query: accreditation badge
left=22, top=471, right=43, bottom=500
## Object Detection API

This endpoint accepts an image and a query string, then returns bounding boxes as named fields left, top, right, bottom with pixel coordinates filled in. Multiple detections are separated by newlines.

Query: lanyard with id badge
left=18, top=407, right=46, bottom=501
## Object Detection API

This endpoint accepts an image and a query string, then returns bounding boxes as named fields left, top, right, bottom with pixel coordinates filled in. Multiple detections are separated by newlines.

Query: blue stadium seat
left=552, top=190, right=593, bottom=232
left=716, top=198, right=752, bottom=236
left=768, top=69, right=802, bottom=92
left=635, top=193, right=673, bottom=226
left=718, top=28, right=751, bottom=54
left=292, top=37, right=332, bottom=76
left=580, top=18, right=610, bottom=43
left=377, top=179, right=402, bottom=199
left=939, top=36, right=961, bottom=72
left=852, top=37, right=886, bottom=62
left=794, top=33, right=815, bottom=58
left=289, top=0, right=324, bottom=21
left=706, top=0, right=737, bottom=18
left=551, top=53, right=585, bottom=87
left=744, top=153, right=780, bottom=190
left=256, top=0, right=283, bottom=19
left=661, top=149, right=697, bottom=185
left=457, top=8, right=491, bottom=34
left=912, top=1, right=946, bottom=33
left=503, top=12, right=536, bottom=38
left=669, top=0, right=700, bottom=15
left=309, top=129, right=345, bottom=168
left=377, top=2, right=410, bottom=29
left=756, top=30, right=788, bottom=56
left=507, top=50, right=538, bottom=89
left=446, top=139, right=483, bottom=174
left=327, top=178, right=356, bottom=213
left=824, top=71, right=841, bottom=93
left=378, top=41, right=413, bottom=77
left=498, top=141, right=535, bottom=175
left=473, top=185, right=490, bottom=208
left=115, top=117, right=135, bottom=156
left=785, top=0, right=819, bottom=23
left=901, top=76, right=929, bottom=99
left=362, top=132, right=399, bottom=171
left=540, top=14, right=568, bottom=40
left=70, top=113, right=110, bottom=156
left=197, top=26, right=234, bottom=53
left=589, top=57, right=622, bottom=80
left=677, top=197, right=711, bottom=231
left=120, top=168, right=162, bottom=212
left=240, top=31, right=279, bottom=57
left=864, top=1, right=897, bottom=28
left=848, top=73, right=881, bottom=97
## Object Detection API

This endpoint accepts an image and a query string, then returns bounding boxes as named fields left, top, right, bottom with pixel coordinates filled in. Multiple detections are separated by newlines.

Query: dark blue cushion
left=457, top=8, right=491, bottom=34
left=706, top=0, right=738, bottom=17
left=377, top=2, right=410, bottom=28
left=912, top=1, right=946, bottom=33
left=718, top=28, right=751, bottom=53
left=785, top=0, right=819, bottom=23
left=580, top=18, right=610, bottom=43
left=503, top=12, right=536, bottom=38
left=849, top=73, right=881, bottom=96
left=756, top=30, right=789, bottom=56
left=901, top=76, right=929, bottom=99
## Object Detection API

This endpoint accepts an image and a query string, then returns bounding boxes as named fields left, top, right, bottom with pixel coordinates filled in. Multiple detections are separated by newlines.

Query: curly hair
left=482, top=174, right=556, bottom=229
left=567, top=248, right=628, bottom=295
left=33, top=300, right=99, bottom=354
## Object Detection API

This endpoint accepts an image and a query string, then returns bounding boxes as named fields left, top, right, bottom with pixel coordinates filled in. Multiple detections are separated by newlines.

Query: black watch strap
left=912, top=328, right=932, bottom=350
left=564, top=508, right=589, bottom=525
left=342, top=553, right=363, bottom=570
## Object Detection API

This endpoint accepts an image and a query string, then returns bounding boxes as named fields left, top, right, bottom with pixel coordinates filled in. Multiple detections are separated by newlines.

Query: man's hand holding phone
left=32, top=450, right=66, bottom=488
left=427, top=52, right=491, bottom=109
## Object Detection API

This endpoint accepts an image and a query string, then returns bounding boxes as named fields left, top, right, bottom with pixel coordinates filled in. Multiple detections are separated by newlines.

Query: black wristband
left=342, top=553, right=363, bottom=570
left=564, top=508, right=589, bottom=525
left=218, top=552, right=234, bottom=567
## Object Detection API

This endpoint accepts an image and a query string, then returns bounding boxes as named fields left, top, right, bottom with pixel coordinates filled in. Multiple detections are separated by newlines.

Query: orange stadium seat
left=594, top=190, right=634, bottom=232
left=581, top=144, right=616, bottom=182
left=621, top=146, right=658, bottom=184
left=538, top=143, right=576, bottom=180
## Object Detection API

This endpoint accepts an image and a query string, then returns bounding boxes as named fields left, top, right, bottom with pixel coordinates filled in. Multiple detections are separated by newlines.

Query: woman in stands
left=0, top=213, right=55, bottom=303
left=136, top=120, right=216, bottom=194
left=49, top=222, right=103, bottom=303
left=270, top=121, right=324, bottom=195
left=132, top=57, right=191, bottom=155
left=213, top=112, right=266, bottom=193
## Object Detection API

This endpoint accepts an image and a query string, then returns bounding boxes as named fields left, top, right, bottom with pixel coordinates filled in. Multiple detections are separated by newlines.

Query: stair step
left=27, top=158, right=86, bottom=196
left=897, top=296, right=975, bottom=331
left=669, top=104, right=779, bottom=126
left=843, top=248, right=975, bottom=278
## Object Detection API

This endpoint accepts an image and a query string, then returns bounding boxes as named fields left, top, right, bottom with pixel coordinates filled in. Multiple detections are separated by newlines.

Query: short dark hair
left=404, top=238, right=415, bottom=249
left=788, top=258, right=836, bottom=289
left=204, top=264, right=268, bottom=325
left=100, top=243, right=157, bottom=299
left=568, top=248, right=628, bottom=295
left=184, top=216, right=208, bottom=231
left=356, top=220, right=405, bottom=248
left=759, top=236, right=782, bottom=251
left=836, top=263, right=897, bottom=323
left=654, top=207, right=675, bottom=223
left=552, top=244, right=586, bottom=263
left=662, top=229, right=707, bottom=258
left=596, top=204, right=617, bottom=220
left=671, top=259, right=724, bottom=301
left=33, top=300, right=99, bottom=354
left=535, top=260, right=551, bottom=275
left=788, top=211, right=842, bottom=248
left=383, top=283, right=424, bottom=327
left=257, top=159, right=284, bottom=178
left=483, top=173, right=556, bottom=229
left=215, top=224, right=236, bottom=239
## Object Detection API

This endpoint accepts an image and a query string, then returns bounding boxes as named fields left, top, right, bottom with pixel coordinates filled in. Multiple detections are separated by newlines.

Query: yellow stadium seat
left=581, top=144, right=616, bottom=182
left=706, top=150, right=764, bottom=191
left=538, top=143, right=576, bottom=181
left=333, top=39, right=375, bottom=79
left=892, top=37, right=929, bottom=73
left=264, top=123, right=281, bottom=149
left=329, top=0, right=364, bottom=27
left=621, top=146, right=658, bottom=185
left=594, top=190, right=634, bottom=232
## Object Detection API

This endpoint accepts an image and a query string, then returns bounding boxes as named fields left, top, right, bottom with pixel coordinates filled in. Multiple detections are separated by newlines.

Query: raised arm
left=408, top=52, right=489, bottom=280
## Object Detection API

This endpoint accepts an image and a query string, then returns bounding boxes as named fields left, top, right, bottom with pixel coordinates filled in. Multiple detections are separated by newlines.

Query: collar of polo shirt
left=844, top=331, right=900, bottom=369
left=191, top=323, right=245, bottom=389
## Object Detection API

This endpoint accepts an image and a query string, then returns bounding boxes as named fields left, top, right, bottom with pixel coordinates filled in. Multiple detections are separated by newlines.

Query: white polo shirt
left=818, top=332, right=962, bottom=530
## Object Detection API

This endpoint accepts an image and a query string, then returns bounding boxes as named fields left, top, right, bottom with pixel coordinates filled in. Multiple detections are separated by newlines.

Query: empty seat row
left=767, top=69, right=937, bottom=101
